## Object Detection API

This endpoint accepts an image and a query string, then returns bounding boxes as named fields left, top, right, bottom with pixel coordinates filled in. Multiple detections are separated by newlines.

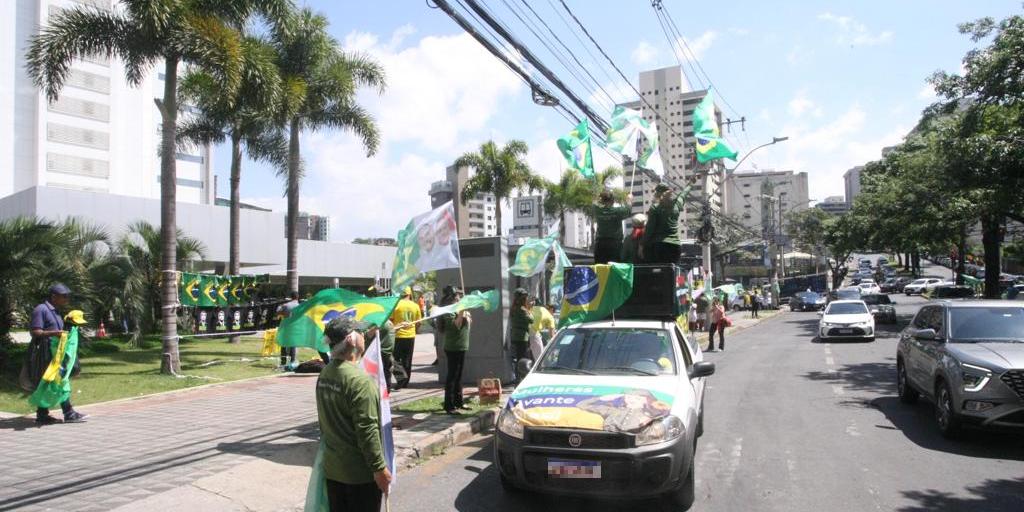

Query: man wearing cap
left=390, top=287, right=422, bottom=390
left=591, top=190, right=632, bottom=264
left=25, top=284, right=87, bottom=424
left=642, top=184, right=686, bottom=264
left=316, top=317, right=392, bottom=510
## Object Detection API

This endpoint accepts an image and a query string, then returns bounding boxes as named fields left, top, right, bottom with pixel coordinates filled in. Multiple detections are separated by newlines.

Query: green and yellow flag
left=28, top=328, right=80, bottom=409
left=180, top=272, right=201, bottom=307
left=557, top=119, right=594, bottom=178
left=693, top=91, right=738, bottom=163
left=559, top=263, right=634, bottom=327
left=230, top=277, right=245, bottom=305
left=199, top=274, right=218, bottom=307
left=216, top=277, right=231, bottom=307
left=277, top=288, right=401, bottom=353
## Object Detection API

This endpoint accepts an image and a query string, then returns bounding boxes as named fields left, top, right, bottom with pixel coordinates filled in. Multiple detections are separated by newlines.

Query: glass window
left=538, top=328, right=677, bottom=376
left=949, top=306, right=1024, bottom=341
left=826, top=302, right=868, bottom=315
left=913, top=306, right=937, bottom=329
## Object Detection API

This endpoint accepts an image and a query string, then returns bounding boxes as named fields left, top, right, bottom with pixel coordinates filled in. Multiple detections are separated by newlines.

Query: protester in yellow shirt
left=528, top=297, right=557, bottom=360
left=390, top=287, right=422, bottom=389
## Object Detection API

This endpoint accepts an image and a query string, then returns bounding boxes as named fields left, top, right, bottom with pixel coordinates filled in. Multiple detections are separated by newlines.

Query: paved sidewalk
left=693, top=307, right=786, bottom=350
left=0, top=333, right=449, bottom=512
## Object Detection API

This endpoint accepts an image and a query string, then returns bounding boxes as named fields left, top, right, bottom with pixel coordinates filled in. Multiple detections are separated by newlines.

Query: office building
left=0, top=0, right=214, bottom=205
left=622, top=162, right=661, bottom=216
left=429, top=164, right=497, bottom=238
left=510, top=195, right=592, bottom=249
left=725, top=170, right=810, bottom=237
left=617, top=65, right=727, bottom=239
left=816, top=195, right=851, bottom=215
left=287, top=212, right=331, bottom=242
left=844, top=166, right=864, bottom=206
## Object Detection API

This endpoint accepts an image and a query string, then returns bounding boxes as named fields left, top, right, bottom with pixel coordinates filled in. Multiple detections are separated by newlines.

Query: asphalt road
left=391, top=256, right=1024, bottom=512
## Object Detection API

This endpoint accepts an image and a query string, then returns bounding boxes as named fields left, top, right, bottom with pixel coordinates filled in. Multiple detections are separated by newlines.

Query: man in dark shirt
left=642, top=184, right=691, bottom=265
left=316, top=317, right=392, bottom=511
left=592, top=190, right=631, bottom=264
left=27, top=284, right=87, bottom=425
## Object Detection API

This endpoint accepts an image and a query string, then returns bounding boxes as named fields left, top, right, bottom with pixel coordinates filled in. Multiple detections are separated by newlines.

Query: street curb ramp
left=396, top=408, right=499, bottom=468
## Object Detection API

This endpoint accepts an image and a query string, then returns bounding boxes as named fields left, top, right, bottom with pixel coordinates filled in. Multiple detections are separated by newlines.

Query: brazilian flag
left=199, top=274, right=218, bottom=307
left=277, top=288, right=400, bottom=353
left=216, top=276, right=231, bottom=307
left=180, top=272, right=201, bottom=307
left=559, top=263, right=635, bottom=327
left=242, top=275, right=256, bottom=301
left=230, top=276, right=245, bottom=305
left=693, top=91, right=738, bottom=164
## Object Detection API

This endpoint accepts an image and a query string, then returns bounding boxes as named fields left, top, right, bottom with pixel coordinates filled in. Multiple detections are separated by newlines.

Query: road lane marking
left=825, top=356, right=835, bottom=366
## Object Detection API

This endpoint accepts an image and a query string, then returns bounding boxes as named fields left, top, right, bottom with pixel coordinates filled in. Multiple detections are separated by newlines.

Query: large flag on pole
left=277, top=288, right=400, bottom=353
left=693, top=91, right=738, bottom=163
left=359, top=334, right=396, bottom=483
left=605, top=106, right=659, bottom=169
left=549, top=242, right=572, bottom=303
left=557, top=119, right=595, bottom=178
left=391, top=201, right=461, bottom=294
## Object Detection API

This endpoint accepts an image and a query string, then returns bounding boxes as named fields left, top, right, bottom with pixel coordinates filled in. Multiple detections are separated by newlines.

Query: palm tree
left=117, top=222, right=206, bottom=346
left=178, top=36, right=286, bottom=344
left=270, top=8, right=386, bottom=294
left=455, top=140, right=543, bottom=234
left=543, top=170, right=594, bottom=245
left=25, top=0, right=291, bottom=373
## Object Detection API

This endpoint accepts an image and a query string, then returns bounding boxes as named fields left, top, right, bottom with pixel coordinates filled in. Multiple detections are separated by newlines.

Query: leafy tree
left=25, top=0, right=290, bottom=373
left=456, top=140, right=544, bottom=234
left=543, top=170, right=593, bottom=245
left=822, top=212, right=871, bottom=289
left=270, top=7, right=386, bottom=294
left=785, top=208, right=830, bottom=254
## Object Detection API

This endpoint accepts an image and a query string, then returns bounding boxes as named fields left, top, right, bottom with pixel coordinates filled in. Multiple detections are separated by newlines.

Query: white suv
left=904, top=278, right=944, bottom=295
left=495, top=320, right=714, bottom=510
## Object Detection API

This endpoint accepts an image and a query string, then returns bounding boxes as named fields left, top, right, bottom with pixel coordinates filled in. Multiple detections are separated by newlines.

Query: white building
left=510, top=195, right=592, bottom=249
left=725, top=170, right=810, bottom=237
left=816, top=195, right=850, bottom=215
left=618, top=65, right=727, bottom=239
left=0, top=0, right=214, bottom=205
left=844, top=166, right=864, bottom=206
left=429, top=164, right=497, bottom=238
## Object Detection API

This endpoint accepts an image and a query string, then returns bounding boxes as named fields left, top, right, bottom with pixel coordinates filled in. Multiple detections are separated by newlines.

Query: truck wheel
left=665, top=457, right=695, bottom=510
left=897, top=360, right=918, bottom=404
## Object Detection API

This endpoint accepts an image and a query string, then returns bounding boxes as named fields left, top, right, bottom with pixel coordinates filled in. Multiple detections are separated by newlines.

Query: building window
left=175, top=152, right=204, bottom=164
left=155, top=175, right=204, bottom=188
left=517, top=199, right=534, bottom=218
left=47, top=123, right=109, bottom=150
left=47, top=153, right=109, bottom=178
left=48, top=96, right=110, bottom=122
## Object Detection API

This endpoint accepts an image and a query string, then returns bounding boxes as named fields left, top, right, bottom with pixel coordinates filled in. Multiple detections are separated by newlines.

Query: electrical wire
left=653, top=8, right=704, bottom=89
left=542, top=0, right=633, bottom=102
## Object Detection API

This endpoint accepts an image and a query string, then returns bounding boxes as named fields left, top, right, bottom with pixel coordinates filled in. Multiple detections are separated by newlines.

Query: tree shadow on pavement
left=454, top=437, right=675, bottom=512
left=801, top=359, right=898, bottom=396
left=782, top=316, right=821, bottom=340
left=897, top=476, right=1024, bottom=511
left=870, top=396, right=1024, bottom=461
left=214, top=421, right=320, bottom=467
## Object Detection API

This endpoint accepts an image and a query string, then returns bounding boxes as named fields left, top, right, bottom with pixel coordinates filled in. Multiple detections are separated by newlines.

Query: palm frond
left=306, top=102, right=380, bottom=155
left=176, top=14, right=244, bottom=101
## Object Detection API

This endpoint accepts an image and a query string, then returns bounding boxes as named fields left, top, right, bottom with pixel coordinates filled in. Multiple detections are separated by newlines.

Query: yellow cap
left=403, top=286, right=413, bottom=296
left=64, top=310, right=87, bottom=325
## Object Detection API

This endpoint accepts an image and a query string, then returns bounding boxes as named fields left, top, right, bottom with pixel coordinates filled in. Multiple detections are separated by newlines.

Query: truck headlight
left=497, top=409, right=524, bottom=439
left=636, top=415, right=685, bottom=446
left=960, top=362, right=992, bottom=392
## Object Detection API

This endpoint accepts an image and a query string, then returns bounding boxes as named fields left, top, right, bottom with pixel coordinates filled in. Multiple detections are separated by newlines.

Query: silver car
left=897, top=300, right=1024, bottom=438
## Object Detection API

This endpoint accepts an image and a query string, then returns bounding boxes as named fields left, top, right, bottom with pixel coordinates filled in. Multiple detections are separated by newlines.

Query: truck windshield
left=537, top=328, right=676, bottom=376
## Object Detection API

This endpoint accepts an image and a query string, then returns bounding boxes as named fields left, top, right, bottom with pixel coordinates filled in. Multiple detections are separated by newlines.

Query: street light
left=728, top=136, right=790, bottom=175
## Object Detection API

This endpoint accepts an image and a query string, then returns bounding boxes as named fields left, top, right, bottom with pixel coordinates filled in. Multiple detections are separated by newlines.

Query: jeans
left=444, top=350, right=466, bottom=411
left=325, top=479, right=381, bottom=512
left=382, top=353, right=393, bottom=392
left=511, top=341, right=529, bottom=382
left=709, top=322, right=726, bottom=349
left=37, top=400, right=73, bottom=419
left=394, top=337, right=416, bottom=388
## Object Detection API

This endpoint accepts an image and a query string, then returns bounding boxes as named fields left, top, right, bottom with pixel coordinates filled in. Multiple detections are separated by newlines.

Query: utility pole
left=778, top=192, right=787, bottom=281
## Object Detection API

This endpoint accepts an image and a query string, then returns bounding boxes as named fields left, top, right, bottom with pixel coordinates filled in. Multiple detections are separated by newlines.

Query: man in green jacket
left=316, top=317, right=392, bottom=511
left=592, top=190, right=632, bottom=263
left=642, top=183, right=691, bottom=265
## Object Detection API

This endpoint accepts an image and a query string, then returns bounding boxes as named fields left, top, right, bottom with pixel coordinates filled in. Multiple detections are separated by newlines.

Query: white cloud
left=728, top=27, right=750, bottom=36
left=787, top=89, right=823, bottom=118
left=675, top=30, right=717, bottom=61
left=817, top=12, right=893, bottom=46
left=631, top=40, right=658, bottom=66
left=786, top=45, right=810, bottom=66
left=918, top=83, right=937, bottom=100
left=248, top=28, right=528, bottom=242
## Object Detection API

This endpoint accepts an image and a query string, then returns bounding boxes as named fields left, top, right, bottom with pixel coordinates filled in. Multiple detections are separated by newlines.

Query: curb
left=695, top=309, right=787, bottom=350
left=396, top=407, right=499, bottom=468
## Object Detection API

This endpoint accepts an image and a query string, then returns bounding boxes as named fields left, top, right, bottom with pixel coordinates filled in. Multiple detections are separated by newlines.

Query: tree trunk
left=494, top=196, right=503, bottom=239
left=956, top=237, right=967, bottom=285
left=560, top=210, right=567, bottom=246
left=228, top=132, right=242, bottom=344
left=912, top=251, right=921, bottom=276
left=159, top=57, right=181, bottom=375
left=896, top=252, right=903, bottom=267
left=286, top=118, right=301, bottom=295
left=981, top=213, right=1003, bottom=299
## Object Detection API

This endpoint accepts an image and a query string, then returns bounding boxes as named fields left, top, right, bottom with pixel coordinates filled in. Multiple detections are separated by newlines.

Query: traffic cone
left=97, top=321, right=108, bottom=339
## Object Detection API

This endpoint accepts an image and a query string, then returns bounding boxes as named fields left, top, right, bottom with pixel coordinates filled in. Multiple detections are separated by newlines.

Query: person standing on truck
left=641, top=184, right=685, bottom=265
left=592, top=190, right=632, bottom=264
left=620, top=213, right=647, bottom=264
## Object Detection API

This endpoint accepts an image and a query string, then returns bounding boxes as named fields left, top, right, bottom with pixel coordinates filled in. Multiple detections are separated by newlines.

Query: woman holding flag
left=441, top=288, right=472, bottom=415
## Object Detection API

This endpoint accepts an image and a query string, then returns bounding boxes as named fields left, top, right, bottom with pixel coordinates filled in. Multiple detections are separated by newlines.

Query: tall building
left=429, top=164, right=497, bottom=238
left=0, top=0, right=214, bottom=205
left=622, top=162, right=661, bottom=216
left=844, top=166, right=864, bottom=206
left=510, top=195, right=592, bottom=249
left=618, top=66, right=727, bottom=239
left=286, top=212, right=330, bottom=241
left=725, top=170, right=810, bottom=237
left=816, top=195, right=850, bottom=215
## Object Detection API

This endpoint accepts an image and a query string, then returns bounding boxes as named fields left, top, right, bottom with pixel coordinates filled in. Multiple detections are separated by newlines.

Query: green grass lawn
left=0, top=334, right=324, bottom=415
left=395, top=395, right=493, bottom=416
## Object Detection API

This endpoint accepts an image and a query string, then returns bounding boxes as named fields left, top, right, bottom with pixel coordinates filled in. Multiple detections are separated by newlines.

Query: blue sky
left=217, top=0, right=1022, bottom=241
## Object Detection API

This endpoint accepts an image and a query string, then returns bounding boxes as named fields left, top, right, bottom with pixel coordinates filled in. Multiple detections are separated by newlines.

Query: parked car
left=858, top=281, right=881, bottom=295
left=817, top=300, right=875, bottom=342
left=892, top=277, right=914, bottom=293
left=925, top=280, right=956, bottom=294
left=880, top=278, right=899, bottom=293
left=926, top=285, right=976, bottom=299
left=897, top=300, right=1024, bottom=437
left=904, top=278, right=945, bottom=295
left=828, top=287, right=862, bottom=303
left=790, top=291, right=827, bottom=312
left=877, top=257, right=889, bottom=266
left=861, top=293, right=897, bottom=323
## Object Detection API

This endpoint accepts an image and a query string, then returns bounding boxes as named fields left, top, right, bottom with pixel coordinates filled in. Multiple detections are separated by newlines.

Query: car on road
left=495, top=320, right=714, bottom=509
left=897, top=300, right=1024, bottom=437
left=858, top=281, right=881, bottom=295
left=790, top=291, right=827, bottom=312
left=817, top=300, right=875, bottom=342
left=904, top=278, right=945, bottom=295
left=877, top=256, right=889, bottom=266
left=880, top=278, right=900, bottom=293
left=925, top=280, right=955, bottom=294
left=891, top=277, right=914, bottom=293
left=926, top=285, right=976, bottom=299
left=861, top=293, right=897, bottom=324
left=828, top=287, right=862, bottom=303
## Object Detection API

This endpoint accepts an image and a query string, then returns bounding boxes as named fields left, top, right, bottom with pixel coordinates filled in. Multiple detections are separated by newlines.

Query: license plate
left=838, top=328, right=853, bottom=334
left=547, top=459, right=601, bottom=479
